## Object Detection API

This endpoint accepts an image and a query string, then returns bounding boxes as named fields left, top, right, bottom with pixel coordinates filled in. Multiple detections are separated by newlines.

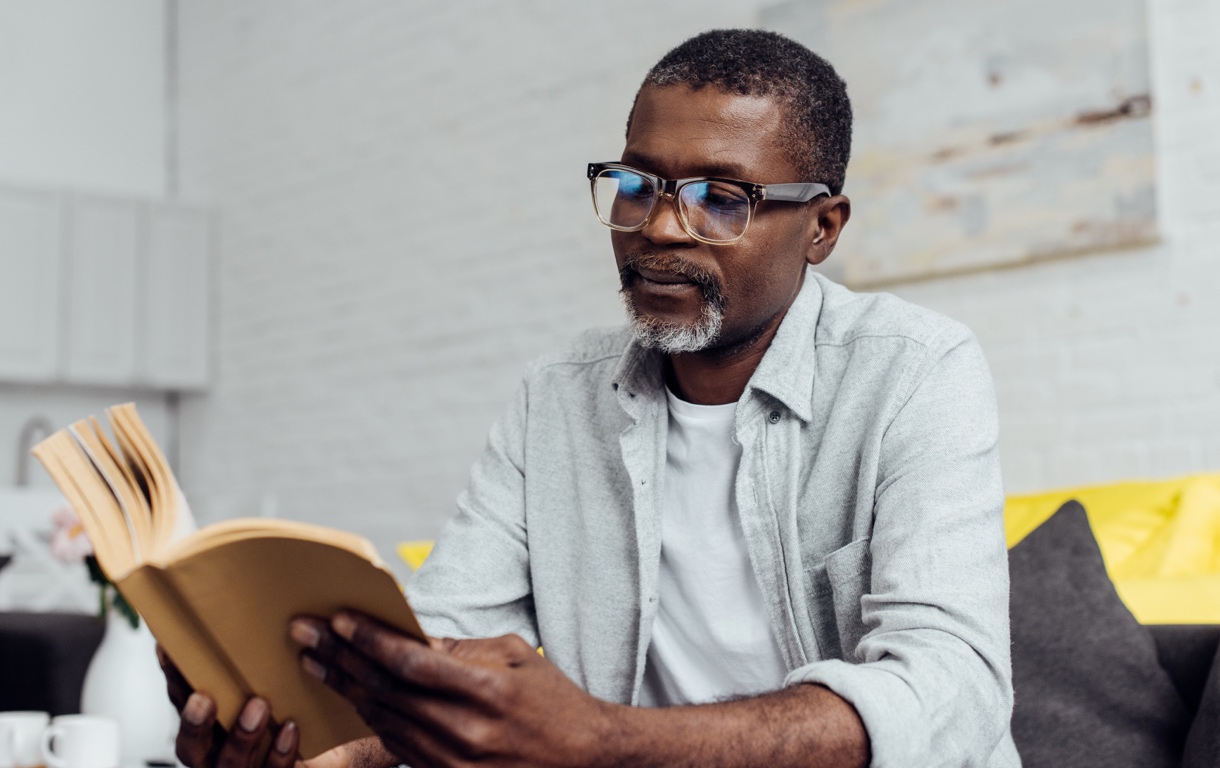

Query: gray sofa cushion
left=1151, top=624, right=1220, bottom=715
left=1010, top=500, right=1190, bottom=768
left=0, top=611, right=104, bottom=715
left=1183, top=638, right=1220, bottom=768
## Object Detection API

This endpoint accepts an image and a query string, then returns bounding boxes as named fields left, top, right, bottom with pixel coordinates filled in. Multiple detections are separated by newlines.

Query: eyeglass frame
left=587, top=161, right=832, bottom=245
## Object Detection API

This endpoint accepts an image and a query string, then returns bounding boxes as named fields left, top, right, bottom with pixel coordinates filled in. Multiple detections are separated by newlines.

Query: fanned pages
left=32, top=404, right=427, bottom=759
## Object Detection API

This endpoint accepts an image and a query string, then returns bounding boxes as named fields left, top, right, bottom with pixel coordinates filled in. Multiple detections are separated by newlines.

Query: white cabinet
left=64, top=196, right=140, bottom=384
left=0, top=187, right=62, bottom=382
left=0, top=184, right=211, bottom=390
left=143, top=204, right=210, bottom=389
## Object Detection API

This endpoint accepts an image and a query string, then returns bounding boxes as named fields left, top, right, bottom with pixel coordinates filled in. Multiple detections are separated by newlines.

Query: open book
left=32, top=404, right=426, bottom=759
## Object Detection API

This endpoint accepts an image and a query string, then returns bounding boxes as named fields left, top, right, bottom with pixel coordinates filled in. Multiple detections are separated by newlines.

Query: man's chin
left=621, top=279, right=726, bottom=354
left=627, top=313, right=723, bottom=355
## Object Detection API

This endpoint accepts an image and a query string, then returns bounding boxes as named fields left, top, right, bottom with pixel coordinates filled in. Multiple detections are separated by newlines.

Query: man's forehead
left=623, top=84, right=794, bottom=181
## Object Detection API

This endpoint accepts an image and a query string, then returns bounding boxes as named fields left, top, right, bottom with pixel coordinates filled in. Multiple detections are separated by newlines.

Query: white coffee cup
left=0, top=711, right=50, bottom=768
left=39, top=716, right=118, bottom=768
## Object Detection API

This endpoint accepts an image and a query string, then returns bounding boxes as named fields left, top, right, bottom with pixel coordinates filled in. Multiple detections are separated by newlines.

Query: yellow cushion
left=396, top=540, right=434, bottom=571
left=1005, top=473, right=1220, bottom=624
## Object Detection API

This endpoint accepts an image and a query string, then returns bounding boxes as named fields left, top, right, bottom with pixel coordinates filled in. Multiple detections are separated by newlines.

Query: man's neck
left=662, top=267, right=809, bottom=405
left=664, top=316, right=783, bottom=405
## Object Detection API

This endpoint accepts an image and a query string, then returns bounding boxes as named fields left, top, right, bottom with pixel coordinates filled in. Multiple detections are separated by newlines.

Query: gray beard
left=621, top=290, right=724, bottom=354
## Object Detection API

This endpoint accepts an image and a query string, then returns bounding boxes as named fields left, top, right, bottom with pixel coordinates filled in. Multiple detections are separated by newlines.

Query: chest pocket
left=806, top=537, right=872, bottom=662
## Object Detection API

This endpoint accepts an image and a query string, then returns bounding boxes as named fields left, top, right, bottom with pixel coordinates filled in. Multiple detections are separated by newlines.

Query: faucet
left=15, top=416, right=54, bottom=487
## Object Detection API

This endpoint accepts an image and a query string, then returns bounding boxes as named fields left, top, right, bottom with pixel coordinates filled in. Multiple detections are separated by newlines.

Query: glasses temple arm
left=763, top=182, right=832, bottom=202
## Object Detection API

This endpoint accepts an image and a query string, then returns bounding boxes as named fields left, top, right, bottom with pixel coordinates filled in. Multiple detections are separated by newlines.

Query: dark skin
left=165, top=84, right=864, bottom=768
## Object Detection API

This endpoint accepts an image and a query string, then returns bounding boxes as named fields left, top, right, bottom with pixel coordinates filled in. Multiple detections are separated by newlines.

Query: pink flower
left=50, top=507, right=93, bottom=564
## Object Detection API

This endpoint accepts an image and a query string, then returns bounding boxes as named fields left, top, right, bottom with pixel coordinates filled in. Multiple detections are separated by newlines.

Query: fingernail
left=331, top=613, right=355, bottom=640
left=289, top=620, right=320, bottom=649
left=239, top=698, right=268, bottom=732
left=301, top=655, right=328, bottom=681
left=183, top=693, right=209, bottom=726
left=275, top=721, right=297, bottom=754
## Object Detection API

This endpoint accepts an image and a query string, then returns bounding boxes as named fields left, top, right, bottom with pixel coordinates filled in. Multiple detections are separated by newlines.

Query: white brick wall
left=174, top=0, right=1220, bottom=563
left=174, top=1, right=757, bottom=557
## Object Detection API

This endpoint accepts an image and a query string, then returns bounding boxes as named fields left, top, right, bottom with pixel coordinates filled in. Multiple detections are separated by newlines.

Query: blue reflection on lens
left=613, top=171, right=652, bottom=200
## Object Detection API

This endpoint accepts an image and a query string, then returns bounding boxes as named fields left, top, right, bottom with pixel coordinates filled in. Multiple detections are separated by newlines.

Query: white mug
left=39, top=716, right=118, bottom=768
left=0, top=711, right=50, bottom=768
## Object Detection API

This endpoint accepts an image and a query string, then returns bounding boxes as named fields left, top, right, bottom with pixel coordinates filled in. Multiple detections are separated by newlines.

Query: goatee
left=618, top=252, right=727, bottom=354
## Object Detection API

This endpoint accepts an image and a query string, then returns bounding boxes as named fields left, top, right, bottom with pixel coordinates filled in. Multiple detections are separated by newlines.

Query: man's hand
left=156, top=646, right=300, bottom=768
left=289, top=614, right=616, bottom=768
left=290, top=612, right=869, bottom=768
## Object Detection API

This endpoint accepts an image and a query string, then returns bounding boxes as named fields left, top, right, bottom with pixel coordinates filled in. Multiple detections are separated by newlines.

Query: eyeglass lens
left=593, top=168, right=752, bottom=242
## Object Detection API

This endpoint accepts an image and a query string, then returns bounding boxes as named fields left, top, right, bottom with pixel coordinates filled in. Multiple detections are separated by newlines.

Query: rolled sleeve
left=788, top=328, right=1016, bottom=768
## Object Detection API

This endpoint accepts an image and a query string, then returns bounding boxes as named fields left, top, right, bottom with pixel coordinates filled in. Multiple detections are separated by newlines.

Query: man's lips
left=634, top=266, right=695, bottom=285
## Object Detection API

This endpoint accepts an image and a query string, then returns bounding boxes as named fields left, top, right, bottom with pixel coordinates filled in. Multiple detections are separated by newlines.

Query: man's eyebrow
left=620, top=152, right=751, bottom=180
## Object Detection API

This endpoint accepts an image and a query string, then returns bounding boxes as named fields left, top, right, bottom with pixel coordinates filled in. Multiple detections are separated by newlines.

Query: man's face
left=614, top=84, right=823, bottom=356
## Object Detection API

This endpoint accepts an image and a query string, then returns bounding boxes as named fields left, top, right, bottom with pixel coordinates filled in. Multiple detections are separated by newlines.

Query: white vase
left=80, top=612, right=179, bottom=767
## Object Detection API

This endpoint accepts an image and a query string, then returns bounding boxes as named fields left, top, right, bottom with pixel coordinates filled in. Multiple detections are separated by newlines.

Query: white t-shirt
left=638, top=387, right=790, bottom=707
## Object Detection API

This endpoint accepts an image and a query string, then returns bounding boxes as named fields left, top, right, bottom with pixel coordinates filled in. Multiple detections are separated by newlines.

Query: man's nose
left=641, top=192, right=695, bottom=245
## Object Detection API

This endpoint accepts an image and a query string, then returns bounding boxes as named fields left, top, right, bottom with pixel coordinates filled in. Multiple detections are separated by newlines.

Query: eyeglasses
left=587, top=162, right=830, bottom=245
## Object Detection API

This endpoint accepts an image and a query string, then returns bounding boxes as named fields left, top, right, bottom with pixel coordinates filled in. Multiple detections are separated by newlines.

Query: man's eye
left=693, top=184, right=747, bottom=209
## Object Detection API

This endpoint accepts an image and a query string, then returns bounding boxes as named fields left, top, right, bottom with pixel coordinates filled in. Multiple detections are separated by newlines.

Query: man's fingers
left=313, top=649, right=519, bottom=766
left=300, top=641, right=479, bottom=747
left=300, top=644, right=403, bottom=719
left=174, top=692, right=218, bottom=768
left=264, top=721, right=299, bottom=768
left=290, top=618, right=399, bottom=705
left=215, top=697, right=272, bottom=768
left=330, top=612, right=492, bottom=695
left=157, top=644, right=195, bottom=712
left=292, top=614, right=469, bottom=702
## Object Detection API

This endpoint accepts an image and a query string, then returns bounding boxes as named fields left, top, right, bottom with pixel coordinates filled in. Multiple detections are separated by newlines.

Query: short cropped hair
left=629, top=29, right=853, bottom=196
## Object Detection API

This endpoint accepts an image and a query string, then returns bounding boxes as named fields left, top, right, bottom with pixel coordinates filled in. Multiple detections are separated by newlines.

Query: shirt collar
left=743, top=267, right=824, bottom=423
left=610, top=334, right=664, bottom=422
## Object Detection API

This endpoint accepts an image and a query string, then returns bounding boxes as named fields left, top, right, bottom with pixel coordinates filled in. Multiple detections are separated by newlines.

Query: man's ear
left=806, top=195, right=851, bottom=266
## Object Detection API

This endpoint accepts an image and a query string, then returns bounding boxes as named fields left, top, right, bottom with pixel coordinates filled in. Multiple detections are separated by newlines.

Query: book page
left=70, top=419, right=153, bottom=561
left=108, top=404, right=180, bottom=553
left=31, top=432, right=137, bottom=578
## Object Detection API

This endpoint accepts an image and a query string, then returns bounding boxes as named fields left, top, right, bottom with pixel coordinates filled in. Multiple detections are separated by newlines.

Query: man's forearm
left=600, top=684, right=869, bottom=768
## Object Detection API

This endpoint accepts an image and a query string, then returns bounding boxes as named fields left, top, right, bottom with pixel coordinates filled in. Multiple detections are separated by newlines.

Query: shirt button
left=768, top=410, right=781, bottom=424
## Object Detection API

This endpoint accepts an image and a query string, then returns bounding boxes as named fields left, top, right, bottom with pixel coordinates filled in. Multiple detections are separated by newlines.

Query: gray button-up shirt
left=408, top=270, right=1020, bottom=767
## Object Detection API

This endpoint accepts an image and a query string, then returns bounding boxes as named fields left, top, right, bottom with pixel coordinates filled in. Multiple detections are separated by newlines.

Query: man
left=164, top=29, right=1018, bottom=767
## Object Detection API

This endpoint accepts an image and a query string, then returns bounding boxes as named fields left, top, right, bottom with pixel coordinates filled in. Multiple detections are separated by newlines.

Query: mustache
left=618, top=252, right=727, bottom=309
